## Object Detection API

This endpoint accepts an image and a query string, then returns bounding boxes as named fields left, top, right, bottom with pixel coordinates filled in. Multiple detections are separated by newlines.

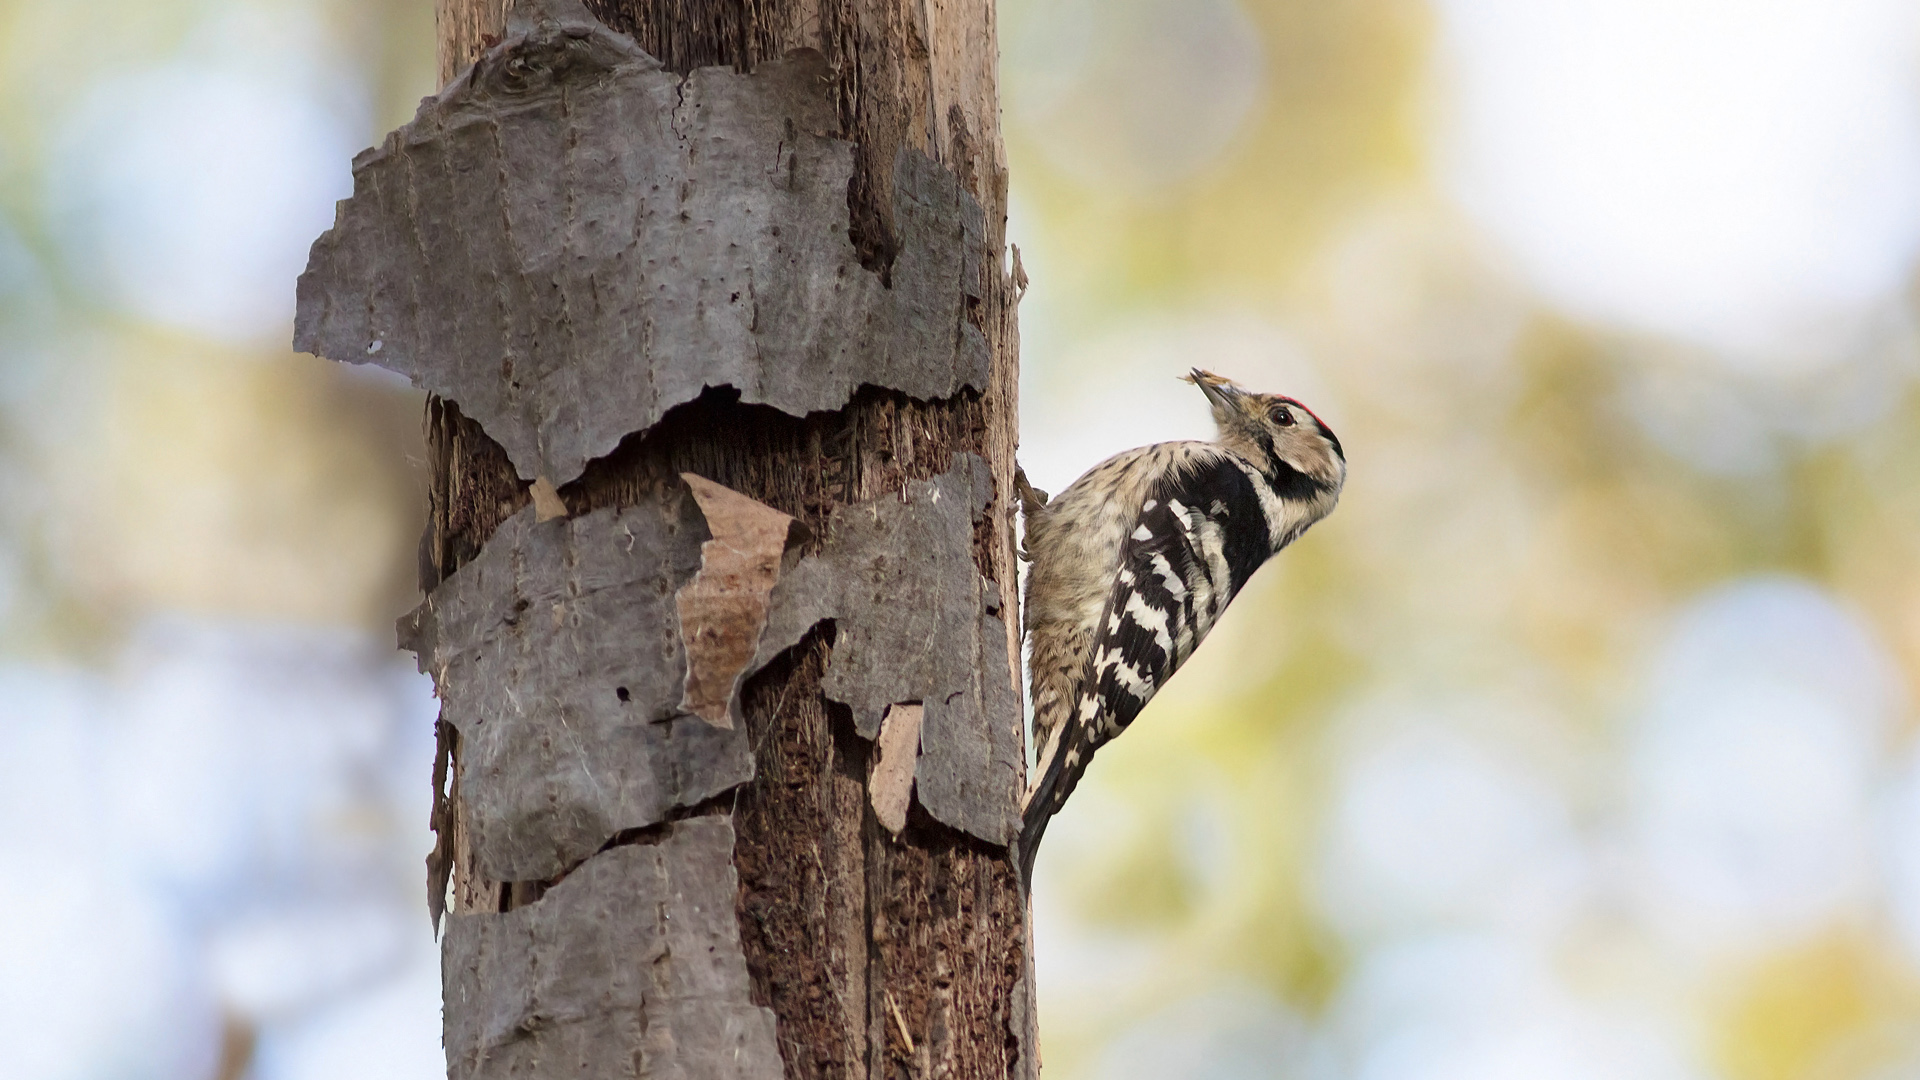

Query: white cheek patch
left=1132, top=523, right=1153, bottom=541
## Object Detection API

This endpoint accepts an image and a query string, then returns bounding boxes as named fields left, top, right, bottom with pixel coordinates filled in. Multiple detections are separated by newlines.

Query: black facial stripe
left=1267, top=461, right=1332, bottom=503
left=1249, top=427, right=1332, bottom=506
left=1318, top=422, right=1344, bottom=462
left=1252, top=428, right=1280, bottom=483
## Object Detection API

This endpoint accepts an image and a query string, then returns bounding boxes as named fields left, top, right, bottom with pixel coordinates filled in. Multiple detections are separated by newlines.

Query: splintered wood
left=676, top=473, right=795, bottom=729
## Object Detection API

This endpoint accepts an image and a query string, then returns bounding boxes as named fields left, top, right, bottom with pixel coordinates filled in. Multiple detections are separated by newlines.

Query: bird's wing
left=1019, top=455, right=1272, bottom=881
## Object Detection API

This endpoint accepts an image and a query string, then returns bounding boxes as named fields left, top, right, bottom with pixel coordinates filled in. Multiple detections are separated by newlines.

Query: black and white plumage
left=1017, top=369, right=1346, bottom=882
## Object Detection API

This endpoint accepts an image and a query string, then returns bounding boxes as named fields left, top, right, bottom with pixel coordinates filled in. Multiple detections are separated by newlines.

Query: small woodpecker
left=1017, top=369, right=1346, bottom=882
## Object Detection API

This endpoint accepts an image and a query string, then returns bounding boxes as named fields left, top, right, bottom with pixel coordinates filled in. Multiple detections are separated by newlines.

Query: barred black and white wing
left=1019, top=454, right=1273, bottom=880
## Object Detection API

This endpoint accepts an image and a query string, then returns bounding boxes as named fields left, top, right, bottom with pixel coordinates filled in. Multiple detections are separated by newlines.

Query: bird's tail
left=1018, top=709, right=1093, bottom=887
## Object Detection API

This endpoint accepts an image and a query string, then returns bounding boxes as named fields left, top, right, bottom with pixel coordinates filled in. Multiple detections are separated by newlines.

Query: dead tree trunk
left=296, top=0, right=1029, bottom=1076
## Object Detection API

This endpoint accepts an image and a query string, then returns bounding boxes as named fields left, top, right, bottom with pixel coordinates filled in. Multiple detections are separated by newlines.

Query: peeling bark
left=443, top=817, right=784, bottom=1080
left=398, top=0, right=1033, bottom=1075
left=400, top=492, right=754, bottom=883
left=751, top=455, right=1021, bottom=847
left=298, top=28, right=989, bottom=487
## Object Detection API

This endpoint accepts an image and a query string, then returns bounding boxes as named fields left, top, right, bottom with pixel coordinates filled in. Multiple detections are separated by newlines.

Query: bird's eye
left=1269, top=404, right=1295, bottom=427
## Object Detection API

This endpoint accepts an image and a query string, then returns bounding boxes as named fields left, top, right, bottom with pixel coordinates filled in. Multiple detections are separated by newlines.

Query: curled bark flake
left=869, top=702, right=924, bottom=836
left=426, top=714, right=454, bottom=931
left=676, top=472, right=798, bottom=730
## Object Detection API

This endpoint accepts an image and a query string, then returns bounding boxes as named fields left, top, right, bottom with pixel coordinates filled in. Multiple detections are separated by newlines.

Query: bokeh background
left=3, top=0, right=1920, bottom=1077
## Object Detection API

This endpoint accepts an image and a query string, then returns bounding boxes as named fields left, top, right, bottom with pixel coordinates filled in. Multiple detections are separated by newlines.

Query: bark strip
left=400, top=491, right=753, bottom=883
left=298, top=20, right=988, bottom=487
left=443, top=816, right=783, bottom=1080
left=870, top=703, right=924, bottom=836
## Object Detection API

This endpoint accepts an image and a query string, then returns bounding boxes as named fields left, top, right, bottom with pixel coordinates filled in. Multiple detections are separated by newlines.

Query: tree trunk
left=414, top=1, right=1029, bottom=1077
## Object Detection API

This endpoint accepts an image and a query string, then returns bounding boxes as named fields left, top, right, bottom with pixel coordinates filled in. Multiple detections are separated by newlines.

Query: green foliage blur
left=1005, top=0, right=1920, bottom=1078
left=0, top=0, right=439, bottom=659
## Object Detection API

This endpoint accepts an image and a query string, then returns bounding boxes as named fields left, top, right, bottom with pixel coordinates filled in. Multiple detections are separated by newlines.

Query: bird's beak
left=1186, top=368, right=1239, bottom=410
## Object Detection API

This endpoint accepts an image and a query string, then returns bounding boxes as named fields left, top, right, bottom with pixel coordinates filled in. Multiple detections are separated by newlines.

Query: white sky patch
left=1316, top=714, right=1588, bottom=942
left=0, top=621, right=440, bottom=1078
left=249, top=932, right=446, bottom=1080
left=1432, top=0, right=1920, bottom=372
left=1884, top=747, right=1920, bottom=969
left=1092, top=983, right=1309, bottom=1080
left=1329, top=935, right=1708, bottom=1080
left=1632, top=680, right=1879, bottom=947
left=104, top=621, right=415, bottom=920
left=49, top=63, right=358, bottom=344
left=1628, top=578, right=1900, bottom=952
left=209, top=902, right=414, bottom=1023
left=0, top=864, right=223, bottom=1080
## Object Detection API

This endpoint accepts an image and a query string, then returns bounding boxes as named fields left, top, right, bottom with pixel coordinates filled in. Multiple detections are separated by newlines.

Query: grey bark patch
left=295, top=12, right=990, bottom=487
left=400, top=493, right=755, bottom=883
left=752, top=455, right=1021, bottom=846
left=442, top=817, right=783, bottom=1080
left=914, top=578, right=1026, bottom=847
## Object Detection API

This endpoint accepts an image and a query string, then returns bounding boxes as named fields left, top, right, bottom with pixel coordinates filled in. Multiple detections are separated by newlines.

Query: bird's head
left=1185, top=368, right=1345, bottom=494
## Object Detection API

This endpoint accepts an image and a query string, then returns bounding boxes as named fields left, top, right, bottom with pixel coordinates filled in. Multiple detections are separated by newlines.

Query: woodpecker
left=1017, top=369, right=1346, bottom=882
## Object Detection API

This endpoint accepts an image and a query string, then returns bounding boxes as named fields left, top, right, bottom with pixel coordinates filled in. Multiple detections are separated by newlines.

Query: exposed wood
left=677, top=472, right=799, bottom=730
left=871, top=703, right=926, bottom=835
left=425, top=0, right=1028, bottom=1076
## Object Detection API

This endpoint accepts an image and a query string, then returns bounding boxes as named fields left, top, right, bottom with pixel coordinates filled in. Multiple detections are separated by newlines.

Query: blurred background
left=2, top=0, right=1919, bottom=1077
